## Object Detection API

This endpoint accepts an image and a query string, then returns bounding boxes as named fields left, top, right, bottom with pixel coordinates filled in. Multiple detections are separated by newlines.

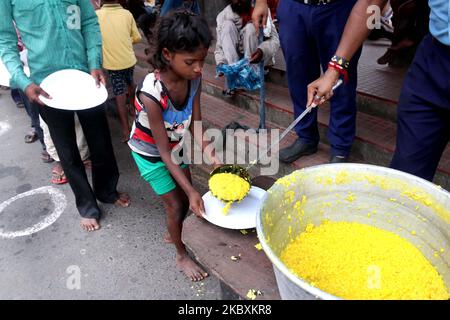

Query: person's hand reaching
left=188, top=190, right=205, bottom=218
left=252, top=0, right=268, bottom=30
left=25, top=83, right=51, bottom=106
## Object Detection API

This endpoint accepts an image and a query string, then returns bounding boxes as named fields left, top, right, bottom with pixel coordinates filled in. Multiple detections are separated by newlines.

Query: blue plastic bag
left=216, top=58, right=261, bottom=91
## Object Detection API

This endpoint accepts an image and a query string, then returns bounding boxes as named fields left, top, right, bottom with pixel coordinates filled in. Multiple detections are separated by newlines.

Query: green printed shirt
left=0, top=0, right=102, bottom=91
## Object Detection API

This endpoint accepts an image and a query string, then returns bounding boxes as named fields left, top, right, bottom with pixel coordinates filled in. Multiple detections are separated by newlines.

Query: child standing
left=128, top=12, right=220, bottom=281
left=97, top=0, right=142, bottom=142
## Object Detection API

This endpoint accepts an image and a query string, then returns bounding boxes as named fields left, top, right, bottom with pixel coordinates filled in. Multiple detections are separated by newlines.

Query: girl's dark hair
left=148, top=11, right=213, bottom=71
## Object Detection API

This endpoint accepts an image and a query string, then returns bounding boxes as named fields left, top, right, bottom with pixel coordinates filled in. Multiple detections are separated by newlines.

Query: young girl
left=128, top=11, right=220, bottom=281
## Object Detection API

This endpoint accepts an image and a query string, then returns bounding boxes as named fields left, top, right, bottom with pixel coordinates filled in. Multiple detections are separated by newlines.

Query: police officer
left=253, top=0, right=362, bottom=164
left=306, top=0, right=450, bottom=182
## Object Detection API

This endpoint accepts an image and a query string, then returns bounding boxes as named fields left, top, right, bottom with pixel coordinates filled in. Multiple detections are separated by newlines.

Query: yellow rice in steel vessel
left=280, top=221, right=449, bottom=300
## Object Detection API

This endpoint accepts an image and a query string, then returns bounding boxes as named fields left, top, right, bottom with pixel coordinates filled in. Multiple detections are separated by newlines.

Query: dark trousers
left=38, top=104, right=120, bottom=218
left=21, top=90, right=45, bottom=149
left=277, top=0, right=361, bottom=157
left=11, top=88, right=22, bottom=104
left=391, top=34, right=450, bottom=181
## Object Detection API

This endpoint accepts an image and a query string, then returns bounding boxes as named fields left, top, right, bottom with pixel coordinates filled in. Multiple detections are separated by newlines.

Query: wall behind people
left=198, top=0, right=228, bottom=26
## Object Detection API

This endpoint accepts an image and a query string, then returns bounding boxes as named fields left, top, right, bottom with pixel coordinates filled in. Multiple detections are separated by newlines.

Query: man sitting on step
left=214, top=0, right=280, bottom=96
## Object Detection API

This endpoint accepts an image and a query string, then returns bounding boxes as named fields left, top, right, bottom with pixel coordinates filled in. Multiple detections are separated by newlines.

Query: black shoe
left=279, top=140, right=318, bottom=164
left=330, top=155, right=348, bottom=163
left=222, top=89, right=235, bottom=97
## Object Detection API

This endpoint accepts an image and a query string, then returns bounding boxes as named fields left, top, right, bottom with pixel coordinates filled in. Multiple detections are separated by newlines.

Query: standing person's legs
left=391, top=95, right=450, bottom=181
left=76, top=105, right=129, bottom=206
left=40, top=116, right=58, bottom=161
left=132, top=151, right=207, bottom=281
left=38, top=106, right=102, bottom=229
left=277, top=0, right=321, bottom=163
left=74, top=114, right=90, bottom=161
left=161, top=170, right=207, bottom=282
left=108, top=69, right=132, bottom=143
left=315, top=0, right=360, bottom=160
left=40, top=114, right=90, bottom=184
left=21, top=90, right=45, bottom=146
left=11, top=88, right=24, bottom=108
left=127, top=71, right=137, bottom=121
left=391, top=35, right=450, bottom=181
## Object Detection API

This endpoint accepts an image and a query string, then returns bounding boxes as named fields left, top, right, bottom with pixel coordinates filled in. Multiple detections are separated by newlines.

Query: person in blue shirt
left=271, top=0, right=449, bottom=182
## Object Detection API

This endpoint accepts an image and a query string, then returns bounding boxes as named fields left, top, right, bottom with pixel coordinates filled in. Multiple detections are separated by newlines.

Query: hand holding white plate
left=39, top=69, right=108, bottom=110
left=202, top=186, right=267, bottom=229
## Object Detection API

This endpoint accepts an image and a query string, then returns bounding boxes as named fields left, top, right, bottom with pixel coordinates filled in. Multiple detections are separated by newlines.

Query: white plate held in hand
left=39, top=69, right=107, bottom=110
left=202, top=186, right=267, bottom=230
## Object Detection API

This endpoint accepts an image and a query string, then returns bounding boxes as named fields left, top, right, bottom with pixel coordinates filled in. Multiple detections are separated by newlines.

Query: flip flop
left=51, top=166, right=68, bottom=184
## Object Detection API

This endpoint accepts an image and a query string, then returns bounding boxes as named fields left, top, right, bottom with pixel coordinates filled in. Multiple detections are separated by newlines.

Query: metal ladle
left=210, top=80, right=344, bottom=201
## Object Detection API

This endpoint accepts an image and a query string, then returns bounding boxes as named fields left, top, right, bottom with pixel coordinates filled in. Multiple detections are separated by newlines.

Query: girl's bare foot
left=163, top=232, right=173, bottom=244
left=114, top=192, right=131, bottom=207
left=176, top=253, right=208, bottom=282
left=81, top=218, right=100, bottom=231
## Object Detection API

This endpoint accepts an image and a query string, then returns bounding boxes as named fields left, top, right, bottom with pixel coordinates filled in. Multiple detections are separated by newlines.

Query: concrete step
left=202, top=40, right=401, bottom=123
left=135, top=26, right=402, bottom=123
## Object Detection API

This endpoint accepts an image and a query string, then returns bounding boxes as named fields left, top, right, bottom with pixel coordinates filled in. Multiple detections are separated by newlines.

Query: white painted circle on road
left=0, top=186, right=67, bottom=239
left=0, top=121, right=11, bottom=137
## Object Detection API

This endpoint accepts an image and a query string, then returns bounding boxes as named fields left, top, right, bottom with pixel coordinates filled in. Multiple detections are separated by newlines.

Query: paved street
left=0, top=89, right=220, bottom=299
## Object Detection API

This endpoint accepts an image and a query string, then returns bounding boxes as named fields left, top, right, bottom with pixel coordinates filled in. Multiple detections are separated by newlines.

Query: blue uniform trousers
left=277, top=0, right=361, bottom=157
left=391, top=34, right=450, bottom=181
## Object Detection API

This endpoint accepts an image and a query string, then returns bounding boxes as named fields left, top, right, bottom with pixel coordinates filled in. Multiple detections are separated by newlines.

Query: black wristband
left=331, top=55, right=350, bottom=70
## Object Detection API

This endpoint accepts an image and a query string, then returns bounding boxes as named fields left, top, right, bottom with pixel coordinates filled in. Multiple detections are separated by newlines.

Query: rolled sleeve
left=79, top=0, right=103, bottom=70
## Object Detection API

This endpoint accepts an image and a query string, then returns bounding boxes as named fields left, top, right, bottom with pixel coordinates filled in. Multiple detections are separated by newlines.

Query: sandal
left=16, top=101, right=25, bottom=108
left=41, top=150, right=54, bottom=163
left=24, top=130, right=38, bottom=143
left=222, top=89, right=235, bottom=97
left=51, top=164, right=68, bottom=184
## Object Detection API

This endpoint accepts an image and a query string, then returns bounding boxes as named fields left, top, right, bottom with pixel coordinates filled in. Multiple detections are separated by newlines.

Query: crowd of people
left=0, top=0, right=449, bottom=282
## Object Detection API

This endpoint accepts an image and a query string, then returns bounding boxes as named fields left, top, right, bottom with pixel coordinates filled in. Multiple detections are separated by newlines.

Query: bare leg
left=160, top=168, right=208, bottom=281
left=127, top=84, right=136, bottom=121
left=115, top=94, right=130, bottom=142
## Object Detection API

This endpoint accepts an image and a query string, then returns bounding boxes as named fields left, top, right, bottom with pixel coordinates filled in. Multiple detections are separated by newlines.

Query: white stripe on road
left=0, top=186, right=67, bottom=239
